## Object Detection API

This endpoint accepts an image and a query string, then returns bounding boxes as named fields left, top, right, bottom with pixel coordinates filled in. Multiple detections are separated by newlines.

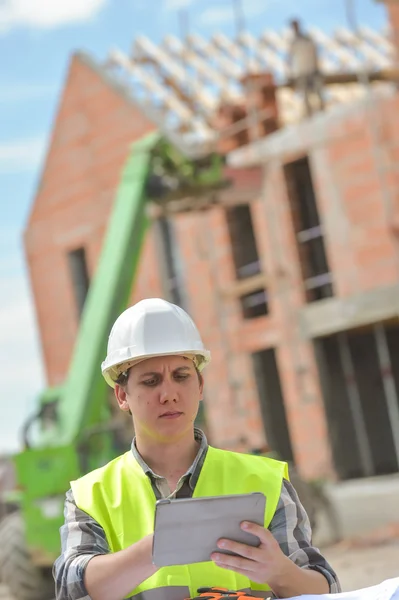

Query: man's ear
left=199, top=375, right=204, bottom=400
left=114, top=384, right=130, bottom=412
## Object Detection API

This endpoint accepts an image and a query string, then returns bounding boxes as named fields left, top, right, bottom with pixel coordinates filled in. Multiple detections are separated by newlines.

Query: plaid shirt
left=53, top=429, right=341, bottom=600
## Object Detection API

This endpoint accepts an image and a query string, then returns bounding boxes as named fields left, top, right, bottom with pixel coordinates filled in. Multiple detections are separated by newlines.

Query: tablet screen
left=152, top=492, right=266, bottom=567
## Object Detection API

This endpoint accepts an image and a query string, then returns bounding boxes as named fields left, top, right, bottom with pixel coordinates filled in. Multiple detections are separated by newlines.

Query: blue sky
left=0, top=0, right=388, bottom=453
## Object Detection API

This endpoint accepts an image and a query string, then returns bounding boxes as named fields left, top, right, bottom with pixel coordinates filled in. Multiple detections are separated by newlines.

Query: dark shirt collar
left=131, top=427, right=208, bottom=490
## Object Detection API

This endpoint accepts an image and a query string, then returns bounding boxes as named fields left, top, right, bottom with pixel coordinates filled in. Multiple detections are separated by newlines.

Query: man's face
left=114, top=355, right=204, bottom=443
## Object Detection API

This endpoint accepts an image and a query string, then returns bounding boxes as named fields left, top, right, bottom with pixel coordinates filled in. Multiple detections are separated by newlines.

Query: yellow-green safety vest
left=71, top=446, right=288, bottom=600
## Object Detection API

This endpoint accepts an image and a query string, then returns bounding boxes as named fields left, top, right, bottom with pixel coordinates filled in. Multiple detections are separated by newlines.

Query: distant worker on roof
left=288, top=18, right=325, bottom=117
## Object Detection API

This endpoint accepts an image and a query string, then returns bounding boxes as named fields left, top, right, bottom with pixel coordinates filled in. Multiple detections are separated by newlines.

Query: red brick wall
left=174, top=206, right=268, bottom=451
left=170, top=166, right=334, bottom=477
left=185, top=91, right=399, bottom=479
left=251, top=165, right=334, bottom=479
left=24, top=54, right=161, bottom=386
left=248, top=92, right=399, bottom=478
left=313, top=93, right=399, bottom=297
left=387, top=3, right=399, bottom=61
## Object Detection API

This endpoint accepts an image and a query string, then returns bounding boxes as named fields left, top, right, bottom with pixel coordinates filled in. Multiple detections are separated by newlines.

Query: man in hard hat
left=54, top=298, right=340, bottom=600
left=288, top=18, right=324, bottom=117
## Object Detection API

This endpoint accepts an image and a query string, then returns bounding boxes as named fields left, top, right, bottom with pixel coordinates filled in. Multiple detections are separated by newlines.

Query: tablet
left=152, top=492, right=266, bottom=567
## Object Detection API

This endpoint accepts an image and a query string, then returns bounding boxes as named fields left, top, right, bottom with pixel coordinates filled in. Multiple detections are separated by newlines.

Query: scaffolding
left=104, top=25, right=398, bottom=157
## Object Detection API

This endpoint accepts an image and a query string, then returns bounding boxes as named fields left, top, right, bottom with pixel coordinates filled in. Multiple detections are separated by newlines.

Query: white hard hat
left=101, top=298, right=211, bottom=388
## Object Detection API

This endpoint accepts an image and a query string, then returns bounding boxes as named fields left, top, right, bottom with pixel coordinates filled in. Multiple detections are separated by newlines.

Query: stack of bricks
left=240, top=72, right=280, bottom=139
left=214, top=72, right=279, bottom=155
left=214, top=103, right=249, bottom=154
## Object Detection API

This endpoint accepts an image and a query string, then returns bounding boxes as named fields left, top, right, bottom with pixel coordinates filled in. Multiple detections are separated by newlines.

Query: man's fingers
left=216, top=539, right=261, bottom=561
left=241, top=521, right=273, bottom=543
left=211, top=552, right=258, bottom=573
left=213, top=561, right=255, bottom=580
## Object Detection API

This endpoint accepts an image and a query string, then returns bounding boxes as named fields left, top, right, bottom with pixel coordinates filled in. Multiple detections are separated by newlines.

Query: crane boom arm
left=12, top=133, right=225, bottom=562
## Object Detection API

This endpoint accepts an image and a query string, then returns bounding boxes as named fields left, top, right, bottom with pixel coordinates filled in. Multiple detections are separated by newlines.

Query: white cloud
left=164, top=0, right=194, bottom=10
left=0, top=230, right=45, bottom=454
left=0, top=0, right=108, bottom=32
left=0, top=83, right=57, bottom=103
left=199, top=1, right=266, bottom=25
left=0, top=135, right=48, bottom=174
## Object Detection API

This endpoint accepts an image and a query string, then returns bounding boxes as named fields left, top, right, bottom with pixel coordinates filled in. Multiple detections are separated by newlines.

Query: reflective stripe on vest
left=71, top=446, right=288, bottom=600
left=130, top=586, right=190, bottom=600
left=129, top=587, right=272, bottom=600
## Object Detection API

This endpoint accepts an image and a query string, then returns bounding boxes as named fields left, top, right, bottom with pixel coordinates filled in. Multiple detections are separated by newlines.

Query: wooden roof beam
left=133, top=35, right=217, bottom=113
left=108, top=49, right=211, bottom=137
left=359, top=26, right=395, bottom=56
left=188, top=33, right=243, bottom=81
left=162, top=34, right=241, bottom=103
left=335, top=27, right=392, bottom=68
left=309, top=27, right=363, bottom=70
left=212, top=32, right=263, bottom=73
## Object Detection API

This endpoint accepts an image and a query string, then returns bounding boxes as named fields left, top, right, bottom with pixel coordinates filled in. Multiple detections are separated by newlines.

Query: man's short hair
left=290, top=18, right=301, bottom=31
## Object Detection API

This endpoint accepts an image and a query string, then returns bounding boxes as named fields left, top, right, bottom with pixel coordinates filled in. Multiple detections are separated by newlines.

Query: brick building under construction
left=25, top=2, right=399, bottom=481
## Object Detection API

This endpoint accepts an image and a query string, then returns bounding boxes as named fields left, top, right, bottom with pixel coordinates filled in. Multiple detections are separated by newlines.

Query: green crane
left=0, top=132, right=226, bottom=600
